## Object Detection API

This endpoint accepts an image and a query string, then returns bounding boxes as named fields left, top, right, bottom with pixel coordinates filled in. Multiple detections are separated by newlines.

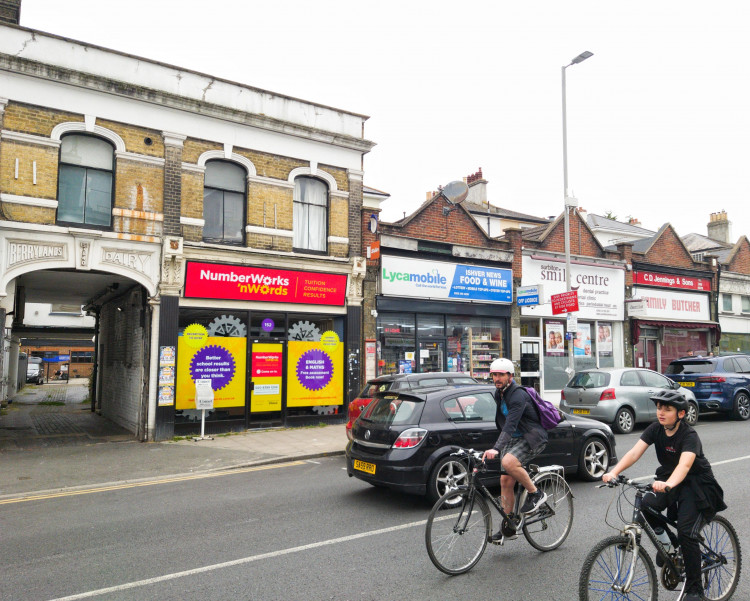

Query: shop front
left=169, top=260, right=349, bottom=433
left=520, top=255, right=625, bottom=395
left=376, top=255, right=512, bottom=382
left=630, top=268, right=719, bottom=373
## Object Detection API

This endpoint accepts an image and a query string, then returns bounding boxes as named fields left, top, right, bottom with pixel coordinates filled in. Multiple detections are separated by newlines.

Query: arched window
left=203, top=160, right=246, bottom=245
left=293, top=177, right=328, bottom=253
left=57, top=134, right=114, bottom=227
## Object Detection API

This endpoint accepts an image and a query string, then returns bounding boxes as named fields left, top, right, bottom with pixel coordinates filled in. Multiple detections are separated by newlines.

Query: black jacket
left=493, top=380, right=548, bottom=451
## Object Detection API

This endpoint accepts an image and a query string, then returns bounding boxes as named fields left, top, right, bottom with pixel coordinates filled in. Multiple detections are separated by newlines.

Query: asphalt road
left=2, top=414, right=748, bottom=601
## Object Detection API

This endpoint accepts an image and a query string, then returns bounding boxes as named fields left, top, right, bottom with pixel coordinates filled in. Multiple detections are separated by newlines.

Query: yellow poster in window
left=286, top=338, right=343, bottom=408
left=175, top=336, right=246, bottom=409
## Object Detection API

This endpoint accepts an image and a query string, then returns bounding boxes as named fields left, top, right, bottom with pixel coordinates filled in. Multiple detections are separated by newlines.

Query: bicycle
left=579, top=474, right=741, bottom=600
left=425, top=447, right=574, bottom=575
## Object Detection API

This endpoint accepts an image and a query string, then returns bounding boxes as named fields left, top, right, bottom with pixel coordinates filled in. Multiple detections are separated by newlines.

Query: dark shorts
left=499, top=438, right=547, bottom=466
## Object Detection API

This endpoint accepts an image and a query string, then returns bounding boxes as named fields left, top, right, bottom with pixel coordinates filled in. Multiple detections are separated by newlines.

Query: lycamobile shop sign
left=380, top=256, right=512, bottom=303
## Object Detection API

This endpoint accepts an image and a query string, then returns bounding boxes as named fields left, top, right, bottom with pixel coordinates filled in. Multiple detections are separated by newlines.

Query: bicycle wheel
left=425, top=488, right=491, bottom=575
left=579, top=535, right=658, bottom=601
left=522, top=472, right=573, bottom=551
left=701, top=515, right=742, bottom=601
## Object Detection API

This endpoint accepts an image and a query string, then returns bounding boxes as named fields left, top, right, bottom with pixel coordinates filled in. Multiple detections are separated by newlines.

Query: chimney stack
left=628, top=216, right=641, bottom=226
left=464, top=168, right=488, bottom=207
left=707, top=211, right=732, bottom=243
left=0, top=0, right=22, bottom=25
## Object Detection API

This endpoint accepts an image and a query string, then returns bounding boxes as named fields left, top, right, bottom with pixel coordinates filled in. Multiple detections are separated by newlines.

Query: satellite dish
left=441, top=180, right=469, bottom=205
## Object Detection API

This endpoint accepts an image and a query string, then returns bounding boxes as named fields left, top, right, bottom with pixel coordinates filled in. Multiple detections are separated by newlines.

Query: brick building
left=0, top=8, right=374, bottom=440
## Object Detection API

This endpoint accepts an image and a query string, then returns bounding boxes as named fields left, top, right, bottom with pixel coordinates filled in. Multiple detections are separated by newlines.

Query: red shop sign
left=184, top=262, right=347, bottom=306
left=634, top=270, right=711, bottom=291
left=551, top=290, right=579, bottom=315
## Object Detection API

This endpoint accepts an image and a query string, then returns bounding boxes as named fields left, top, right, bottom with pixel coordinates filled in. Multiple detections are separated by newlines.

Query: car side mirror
left=670, top=380, right=679, bottom=390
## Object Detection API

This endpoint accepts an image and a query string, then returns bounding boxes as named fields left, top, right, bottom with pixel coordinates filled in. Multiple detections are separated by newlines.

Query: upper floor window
left=57, top=135, right=114, bottom=227
left=722, top=293, right=733, bottom=312
left=742, top=295, right=750, bottom=313
left=293, top=177, right=328, bottom=253
left=203, top=161, right=246, bottom=245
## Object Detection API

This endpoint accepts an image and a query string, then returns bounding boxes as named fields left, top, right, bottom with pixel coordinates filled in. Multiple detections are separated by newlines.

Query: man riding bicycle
left=481, top=358, right=548, bottom=542
left=602, top=389, right=726, bottom=601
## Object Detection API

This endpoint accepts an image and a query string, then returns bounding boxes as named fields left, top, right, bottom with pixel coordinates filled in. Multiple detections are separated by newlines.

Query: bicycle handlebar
left=598, top=474, right=671, bottom=493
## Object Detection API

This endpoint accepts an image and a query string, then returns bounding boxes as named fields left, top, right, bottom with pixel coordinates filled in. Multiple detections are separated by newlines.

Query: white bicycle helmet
left=489, top=358, right=514, bottom=374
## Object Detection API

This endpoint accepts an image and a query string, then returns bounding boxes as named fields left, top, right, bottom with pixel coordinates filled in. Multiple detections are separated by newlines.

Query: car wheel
left=427, top=455, right=469, bottom=506
left=578, top=437, right=610, bottom=481
left=733, top=392, right=750, bottom=421
left=684, top=401, right=699, bottom=427
left=612, top=407, right=634, bottom=434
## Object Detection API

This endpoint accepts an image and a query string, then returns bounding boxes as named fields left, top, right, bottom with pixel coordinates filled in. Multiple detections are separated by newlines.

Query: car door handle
left=466, top=433, right=482, bottom=440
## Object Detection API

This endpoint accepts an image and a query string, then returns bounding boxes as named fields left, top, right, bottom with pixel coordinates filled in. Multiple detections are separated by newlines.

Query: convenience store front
left=375, top=256, right=512, bottom=383
left=520, top=255, right=625, bottom=395
left=169, top=260, right=349, bottom=434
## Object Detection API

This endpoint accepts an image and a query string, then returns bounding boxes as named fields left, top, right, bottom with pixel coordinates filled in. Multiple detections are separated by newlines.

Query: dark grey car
left=560, top=367, right=699, bottom=434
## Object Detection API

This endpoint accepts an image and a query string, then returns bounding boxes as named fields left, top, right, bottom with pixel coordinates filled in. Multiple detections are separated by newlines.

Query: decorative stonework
left=6, top=239, right=66, bottom=268
left=101, top=247, right=153, bottom=276
left=347, top=256, right=366, bottom=301
left=159, top=236, right=184, bottom=296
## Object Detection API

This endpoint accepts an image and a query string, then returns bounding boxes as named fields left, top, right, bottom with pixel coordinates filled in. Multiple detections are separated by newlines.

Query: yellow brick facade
left=0, top=139, right=59, bottom=202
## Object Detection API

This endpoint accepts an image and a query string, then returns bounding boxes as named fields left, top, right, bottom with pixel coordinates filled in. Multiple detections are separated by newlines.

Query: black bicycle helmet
left=649, top=389, right=688, bottom=412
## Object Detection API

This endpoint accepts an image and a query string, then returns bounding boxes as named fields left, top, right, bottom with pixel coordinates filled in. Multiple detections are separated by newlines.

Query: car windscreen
left=568, top=371, right=610, bottom=388
left=665, top=361, right=713, bottom=375
left=361, top=396, right=423, bottom=426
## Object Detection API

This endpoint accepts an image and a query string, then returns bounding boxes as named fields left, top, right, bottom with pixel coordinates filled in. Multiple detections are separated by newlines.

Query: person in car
left=602, top=389, right=726, bottom=601
left=482, top=358, right=548, bottom=542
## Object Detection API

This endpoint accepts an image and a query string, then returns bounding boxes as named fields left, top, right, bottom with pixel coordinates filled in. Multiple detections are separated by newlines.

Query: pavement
left=0, top=379, right=347, bottom=500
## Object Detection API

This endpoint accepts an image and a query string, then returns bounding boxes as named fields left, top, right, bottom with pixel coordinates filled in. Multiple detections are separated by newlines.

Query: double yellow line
left=0, top=460, right=306, bottom=505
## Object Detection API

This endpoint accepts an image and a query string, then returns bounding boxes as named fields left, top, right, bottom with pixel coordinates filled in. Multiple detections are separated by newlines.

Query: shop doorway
left=634, top=337, right=660, bottom=372
left=520, top=339, right=541, bottom=390
left=418, top=340, right=445, bottom=372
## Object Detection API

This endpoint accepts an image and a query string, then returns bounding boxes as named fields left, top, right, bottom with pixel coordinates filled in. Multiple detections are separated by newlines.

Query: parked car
left=346, top=372, right=478, bottom=440
left=346, top=385, right=617, bottom=503
left=665, top=354, right=750, bottom=420
left=26, top=357, right=44, bottom=385
left=560, top=367, right=699, bottom=434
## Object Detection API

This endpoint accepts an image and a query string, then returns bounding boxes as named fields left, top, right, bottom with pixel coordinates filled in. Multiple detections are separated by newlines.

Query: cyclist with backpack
left=601, top=389, right=726, bottom=601
left=482, top=358, right=548, bottom=542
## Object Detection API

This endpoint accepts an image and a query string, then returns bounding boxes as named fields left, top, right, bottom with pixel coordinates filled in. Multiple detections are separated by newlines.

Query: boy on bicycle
left=481, top=358, right=548, bottom=542
left=602, top=389, right=726, bottom=601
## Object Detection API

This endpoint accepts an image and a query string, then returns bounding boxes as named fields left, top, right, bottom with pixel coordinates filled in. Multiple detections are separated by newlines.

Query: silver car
left=560, top=367, right=699, bottom=434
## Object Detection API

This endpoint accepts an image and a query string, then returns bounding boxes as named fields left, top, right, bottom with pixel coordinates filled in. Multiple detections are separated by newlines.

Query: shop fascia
left=520, top=255, right=625, bottom=320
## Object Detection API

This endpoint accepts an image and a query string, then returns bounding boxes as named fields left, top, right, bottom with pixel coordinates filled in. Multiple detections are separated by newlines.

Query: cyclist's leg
left=498, top=473, right=516, bottom=515
left=675, top=487, right=705, bottom=596
left=499, top=439, right=539, bottom=495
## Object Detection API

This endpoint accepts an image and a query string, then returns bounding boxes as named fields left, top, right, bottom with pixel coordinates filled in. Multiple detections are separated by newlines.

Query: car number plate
left=678, top=382, right=695, bottom=387
left=354, top=460, right=376, bottom=475
left=572, top=408, right=590, bottom=415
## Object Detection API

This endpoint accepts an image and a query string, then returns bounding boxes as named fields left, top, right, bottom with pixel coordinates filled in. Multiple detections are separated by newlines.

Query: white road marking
left=47, top=518, right=429, bottom=601
left=630, top=453, right=750, bottom=482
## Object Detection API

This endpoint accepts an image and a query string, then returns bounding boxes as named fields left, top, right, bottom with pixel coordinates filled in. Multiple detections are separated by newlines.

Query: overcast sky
left=18, top=1, right=750, bottom=242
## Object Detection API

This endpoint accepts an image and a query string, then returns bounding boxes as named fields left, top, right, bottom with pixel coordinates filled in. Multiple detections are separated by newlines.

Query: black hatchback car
left=346, top=385, right=618, bottom=503
left=665, top=354, right=750, bottom=420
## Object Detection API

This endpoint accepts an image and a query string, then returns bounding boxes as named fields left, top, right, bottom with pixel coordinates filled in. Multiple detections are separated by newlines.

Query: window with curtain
left=293, top=177, right=328, bottom=253
left=722, top=294, right=733, bottom=312
left=57, top=135, right=114, bottom=227
left=203, top=160, right=246, bottom=245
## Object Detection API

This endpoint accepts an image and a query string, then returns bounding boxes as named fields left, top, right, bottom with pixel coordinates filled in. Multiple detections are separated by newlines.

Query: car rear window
left=569, top=372, right=610, bottom=388
left=414, top=377, right=449, bottom=387
left=665, top=361, right=714, bottom=375
left=450, top=377, right=478, bottom=385
left=360, top=382, right=393, bottom=398
left=361, top=396, right=422, bottom=426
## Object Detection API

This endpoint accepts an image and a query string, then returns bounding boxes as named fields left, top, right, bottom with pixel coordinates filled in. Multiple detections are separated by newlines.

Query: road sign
left=551, top=290, right=579, bottom=315
left=517, top=284, right=543, bottom=306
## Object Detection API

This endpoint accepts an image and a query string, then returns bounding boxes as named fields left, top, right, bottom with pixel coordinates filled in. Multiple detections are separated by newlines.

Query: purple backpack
left=524, top=387, right=562, bottom=430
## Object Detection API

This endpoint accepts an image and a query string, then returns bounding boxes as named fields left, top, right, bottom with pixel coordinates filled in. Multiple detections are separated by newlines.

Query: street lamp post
left=562, top=50, right=593, bottom=378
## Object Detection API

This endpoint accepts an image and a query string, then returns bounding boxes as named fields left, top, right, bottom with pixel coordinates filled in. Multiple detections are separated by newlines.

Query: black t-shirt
left=640, top=421, right=712, bottom=480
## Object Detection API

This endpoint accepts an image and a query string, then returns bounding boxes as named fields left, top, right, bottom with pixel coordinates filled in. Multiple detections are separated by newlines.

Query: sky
left=17, top=1, right=750, bottom=241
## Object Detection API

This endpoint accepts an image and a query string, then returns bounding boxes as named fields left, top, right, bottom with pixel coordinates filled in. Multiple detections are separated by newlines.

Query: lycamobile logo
left=382, top=267, right=447, bottom=285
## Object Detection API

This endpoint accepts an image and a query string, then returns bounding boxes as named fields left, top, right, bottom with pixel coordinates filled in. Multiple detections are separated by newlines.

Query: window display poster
left=597, top=322, right=613, bottom=355
left=546, top=322, right=565, bottom=355
left=175, top=336, right=247, bottom=409
left=250, top=343, right=283, bottom=412
left=286, top=338, right=343, bottom=408
left=574, top=323, right=592, bottom=357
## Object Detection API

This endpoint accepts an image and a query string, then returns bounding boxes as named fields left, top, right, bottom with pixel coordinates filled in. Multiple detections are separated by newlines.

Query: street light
left=562, top=50, right=593, bottom=377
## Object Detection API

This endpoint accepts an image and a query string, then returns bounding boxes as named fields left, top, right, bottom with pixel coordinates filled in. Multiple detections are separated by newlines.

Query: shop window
left=722, top=294, right=733, bottom=312
left=417, top=314, right=445, bottom=337
left=249, top=313, right=286, bottom=339
left=203, top=160, right=246, bottom=245
left=446, top=316, right=504, bottom=381
left=596, top=322, right=614, bottom=368
left=742, top=296, right=750, bottom=313
left=71, top=351, right=93, bottom=363
left=57, top=134, right=114, bottom=227
left=293, top=176, right=328, bottom=253
left=378, top=313, right=416, bottom=375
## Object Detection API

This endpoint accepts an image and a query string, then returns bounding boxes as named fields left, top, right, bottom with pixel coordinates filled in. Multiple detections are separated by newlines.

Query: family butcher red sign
left=184, top=262, right=347, bottom=306
left=634, top=270, right=711, bottom=291
left=551, top=290, right=579, bottom=315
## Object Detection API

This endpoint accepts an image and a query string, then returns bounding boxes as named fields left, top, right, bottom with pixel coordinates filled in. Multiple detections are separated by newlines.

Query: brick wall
left=640, top=225, right=695, bottom=269
left=534, top=209, right=604, bottom=257
left=727, top=237, right=750, bottom=274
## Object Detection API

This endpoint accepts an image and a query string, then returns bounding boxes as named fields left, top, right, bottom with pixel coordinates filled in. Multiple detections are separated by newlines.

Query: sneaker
left=490, top=520, right=518, bottom=543
left=683, top=594, right=703, bottom=601
left=520, top=490, right=548, bottom=514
